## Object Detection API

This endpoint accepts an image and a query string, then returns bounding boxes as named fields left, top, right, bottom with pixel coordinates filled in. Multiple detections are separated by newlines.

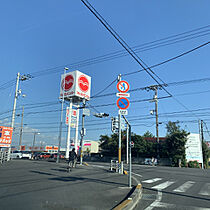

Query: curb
left=113, top=183, right=142, bottom=210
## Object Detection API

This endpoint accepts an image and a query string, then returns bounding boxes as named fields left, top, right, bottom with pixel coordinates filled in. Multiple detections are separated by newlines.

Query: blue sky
left=0, top=0, right=210, bottom=148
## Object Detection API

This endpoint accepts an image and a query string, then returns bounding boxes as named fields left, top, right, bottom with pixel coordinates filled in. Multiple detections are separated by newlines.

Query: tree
left=202, top=142, right=210, bottom=168
left=165, top=121, right=189, bottom=167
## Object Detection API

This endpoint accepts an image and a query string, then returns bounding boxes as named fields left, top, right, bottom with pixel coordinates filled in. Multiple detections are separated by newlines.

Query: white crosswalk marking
left=199, top=183, right=210, bottom=196
left=142, top=178, right=162, bottom=184
left=173, top=181, right=195, bottom=192
left=152, top=181, right=175, bottom=190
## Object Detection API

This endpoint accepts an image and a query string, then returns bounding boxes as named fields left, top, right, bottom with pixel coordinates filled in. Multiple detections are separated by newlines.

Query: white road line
left=144, top=191, right=162, bottom=210
left=199, top=183, right=210, bottom=196
left=142, top=178, right=162, bottom=184
left=132, top=172, right=142, bottom=177
left=90, top=165, right=105, bottom=168
left=173, top=181, right=195, bottom=193
left=152, top=181, right=175, bottom=190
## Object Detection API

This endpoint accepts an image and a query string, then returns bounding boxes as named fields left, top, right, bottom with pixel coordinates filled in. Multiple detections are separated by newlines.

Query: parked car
left=50, top=152, right=65, bottom=160
left=21, top=151, right=32, bottom=159
left=33, top=152, right=42, bottom=160
left=39, top=152, right=51, bottom=159
left=144, top=158, right=157, bottom=165
left=10, top=151, right=23, bottom=159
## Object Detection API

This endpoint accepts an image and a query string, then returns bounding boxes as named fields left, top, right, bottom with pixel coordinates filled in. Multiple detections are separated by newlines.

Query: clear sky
left=0, top=0, right=210, bottom=148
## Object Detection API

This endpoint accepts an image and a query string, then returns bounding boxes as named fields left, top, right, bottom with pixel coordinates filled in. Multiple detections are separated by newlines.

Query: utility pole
left=19, top=106, right=24, bottom=151
left=80, top=99, right=86, bottom=165
left=118, top=74, right=122, bottom=164
left=8, top=73, right=31, bottom=159
left=154, top=87, right=160, bottom=160
left=144, top=85, right=162, bottom=161
left=8, top=73, right=20, bottom=159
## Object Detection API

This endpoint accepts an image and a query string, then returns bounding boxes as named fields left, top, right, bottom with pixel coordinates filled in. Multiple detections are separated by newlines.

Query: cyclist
left=68, top=148, right=77, bottom=172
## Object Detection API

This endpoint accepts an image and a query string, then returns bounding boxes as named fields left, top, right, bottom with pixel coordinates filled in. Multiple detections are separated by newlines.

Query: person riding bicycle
left=68, top=148, right=77, bottom=171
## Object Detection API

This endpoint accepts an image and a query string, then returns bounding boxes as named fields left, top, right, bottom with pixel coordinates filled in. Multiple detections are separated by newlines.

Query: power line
left=122, top=41, right=210, bottom=76
left=81, top=0, right=171, bottom=96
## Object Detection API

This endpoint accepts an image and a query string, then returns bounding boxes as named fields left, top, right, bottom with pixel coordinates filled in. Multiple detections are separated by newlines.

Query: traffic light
left=111, top=117, right=119, bottom=133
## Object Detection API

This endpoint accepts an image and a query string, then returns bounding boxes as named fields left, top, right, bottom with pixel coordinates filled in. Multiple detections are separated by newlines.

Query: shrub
left=188, top=161, right=200, bottom=168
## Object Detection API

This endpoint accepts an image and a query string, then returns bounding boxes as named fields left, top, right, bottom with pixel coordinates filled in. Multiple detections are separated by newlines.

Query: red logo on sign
left=78, top=75, right=89, bottom=92
left=62, top=74, right=74, bottom=91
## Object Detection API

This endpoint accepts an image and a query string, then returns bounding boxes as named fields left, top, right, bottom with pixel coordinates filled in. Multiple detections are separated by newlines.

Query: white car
left=21, top=151, right=32, bottom=159
left=10, top=151, right=23, bottom=159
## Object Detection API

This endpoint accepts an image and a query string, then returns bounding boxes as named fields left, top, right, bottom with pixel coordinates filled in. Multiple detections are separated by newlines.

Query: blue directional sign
left=117, top=97, right=130, bottom=110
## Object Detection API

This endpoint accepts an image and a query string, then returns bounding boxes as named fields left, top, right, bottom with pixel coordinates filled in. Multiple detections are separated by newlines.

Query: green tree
left=202, top=142, right=210, bottom=168
left=165, top=121, right=189, bottom=167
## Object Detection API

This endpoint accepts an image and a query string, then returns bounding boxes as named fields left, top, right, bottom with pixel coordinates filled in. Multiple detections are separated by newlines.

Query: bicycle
left=67, top=158, right=77, bottom=172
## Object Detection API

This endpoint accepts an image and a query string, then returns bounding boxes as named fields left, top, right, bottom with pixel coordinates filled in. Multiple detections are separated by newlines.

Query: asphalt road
left=131, top=164, right=210, bottom=210
left=83, top=162, right=210, bottom=209
left=0, top=160, right=133, bottom=210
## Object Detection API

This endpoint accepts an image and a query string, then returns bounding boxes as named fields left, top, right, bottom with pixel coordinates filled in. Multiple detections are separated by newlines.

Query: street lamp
left=32, top=132, right=40, bottom=158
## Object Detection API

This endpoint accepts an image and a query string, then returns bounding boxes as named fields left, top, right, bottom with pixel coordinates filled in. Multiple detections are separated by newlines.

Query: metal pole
left=74, top=105, right=80, bottom=154
left=66, top=98, right=73, bottom=159
left=200, top=120, right=204, bottom=169
left=126, top=124, right=129, bottom=164
left=129, top=124, right=132, bottom=188
left=8, top=72, right=20, bottom=159
left=19, top=106, right=24, bottom=151
left=32, top=133, right=36, bottom=158
left=118, top=74, right=122, bottom=165
left=80, top=99, right=86, bottom=165
left=57, top=68, right=67, bottom=163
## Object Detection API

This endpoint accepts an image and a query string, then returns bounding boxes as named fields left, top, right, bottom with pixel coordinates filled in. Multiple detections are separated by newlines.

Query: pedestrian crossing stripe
left=173, top=181, right=195, bottom=192
left=142, top=177, right=210, bottom=195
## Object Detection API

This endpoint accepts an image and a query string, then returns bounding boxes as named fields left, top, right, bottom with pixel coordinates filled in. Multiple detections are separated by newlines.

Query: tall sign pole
left=116, top=76, right=130, bottom=173
left=117, top=74, right=122, bottom=164
left=66, top=98, right=73, bottom=159
left=74, top=104, right=80, bottom=154
left=57, top=67, right=67, bottom=163
left=80, top=99, right=86, bottom=165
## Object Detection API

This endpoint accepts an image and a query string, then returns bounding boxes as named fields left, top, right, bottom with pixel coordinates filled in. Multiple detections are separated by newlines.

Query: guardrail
left=110, top=160, right=124, bottom=174
left=0, top=151, right=10, bottom=164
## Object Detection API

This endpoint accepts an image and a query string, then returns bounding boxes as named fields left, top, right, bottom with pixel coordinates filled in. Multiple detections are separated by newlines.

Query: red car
left=39, top=152, right=51, bottom=159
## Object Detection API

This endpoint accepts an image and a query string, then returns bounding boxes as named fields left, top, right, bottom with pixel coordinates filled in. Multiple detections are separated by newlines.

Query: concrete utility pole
left=80, top=99, right=86, bottom=165
left=8, top=73, right=20, bottom=159
left=154, top=87, right=160, bottom=160
left=144, top=85, right=162, bottom=161
left=200, top=120, right=204, bottom=169
left=19, top=106, right=24, bottom=151
left=118, top=74, right=122, bottom=164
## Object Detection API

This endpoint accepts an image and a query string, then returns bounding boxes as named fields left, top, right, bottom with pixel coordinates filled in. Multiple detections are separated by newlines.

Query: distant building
left=144, top=137, right=166, bottom=143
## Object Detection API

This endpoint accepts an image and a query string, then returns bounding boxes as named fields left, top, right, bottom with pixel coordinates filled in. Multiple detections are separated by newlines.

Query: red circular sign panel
left=117, top=80, right=130, bottom=93
left=62, top=74, right=74, bottom=91
left=116, top=97, right=130, bottom=110
left=78, top=75, right=89, bottom=92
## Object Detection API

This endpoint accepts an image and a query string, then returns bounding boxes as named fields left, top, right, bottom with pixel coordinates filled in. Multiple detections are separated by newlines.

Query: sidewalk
left=0, top=160, right=139, bottom=210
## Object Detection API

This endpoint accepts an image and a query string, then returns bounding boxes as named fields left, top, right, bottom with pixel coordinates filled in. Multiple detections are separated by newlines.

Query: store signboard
left=185, top=133, right=203, bottom=163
